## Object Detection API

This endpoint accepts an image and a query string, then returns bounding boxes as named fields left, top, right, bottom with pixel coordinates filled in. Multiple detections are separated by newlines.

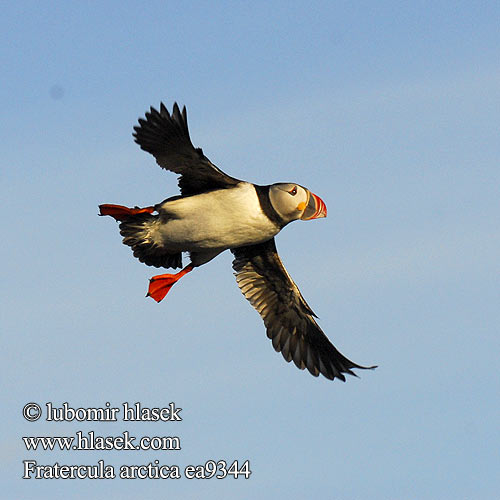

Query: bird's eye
left=289, top=186, right=297, bottom=196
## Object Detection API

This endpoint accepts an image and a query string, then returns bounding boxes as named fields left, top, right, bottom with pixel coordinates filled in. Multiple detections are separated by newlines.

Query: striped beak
left=301, top=191, right=327, bottom=220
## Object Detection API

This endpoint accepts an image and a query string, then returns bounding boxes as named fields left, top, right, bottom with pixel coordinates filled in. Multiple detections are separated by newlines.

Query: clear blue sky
left=3, top=1, right=499, bottom=499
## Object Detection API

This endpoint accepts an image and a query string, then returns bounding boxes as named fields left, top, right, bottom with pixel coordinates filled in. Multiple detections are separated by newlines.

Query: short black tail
left=119, top=213, right=182, bottom=269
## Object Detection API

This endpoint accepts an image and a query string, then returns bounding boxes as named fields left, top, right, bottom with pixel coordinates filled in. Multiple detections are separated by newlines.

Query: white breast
left=155, top=183, right=279, bottom=252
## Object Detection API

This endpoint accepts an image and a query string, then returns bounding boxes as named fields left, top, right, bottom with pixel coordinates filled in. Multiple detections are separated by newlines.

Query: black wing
left=133, top=102, right=241, bottom=196
left=232, top=239, right=376, bottom=381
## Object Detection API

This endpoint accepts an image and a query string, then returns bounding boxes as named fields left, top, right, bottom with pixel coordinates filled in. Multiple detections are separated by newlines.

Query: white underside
left=147, top=183, right=279, bottom=256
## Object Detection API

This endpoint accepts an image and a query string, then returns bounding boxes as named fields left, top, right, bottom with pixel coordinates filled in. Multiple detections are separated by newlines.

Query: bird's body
left=100, top=102, right=375, bottom=382
left=153, top=183, right=279, bottom=255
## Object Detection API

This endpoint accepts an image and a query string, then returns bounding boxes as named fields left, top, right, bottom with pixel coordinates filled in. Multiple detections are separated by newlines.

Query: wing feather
left=232, top=239, right=376, bottom=382
left=133, top=102, right=241, bottom=195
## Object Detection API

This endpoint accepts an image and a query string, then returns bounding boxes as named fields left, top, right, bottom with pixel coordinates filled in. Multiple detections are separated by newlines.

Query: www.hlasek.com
left=23, top=431, right=181, bottom=451
left=22, top=402, right=251, bottom=480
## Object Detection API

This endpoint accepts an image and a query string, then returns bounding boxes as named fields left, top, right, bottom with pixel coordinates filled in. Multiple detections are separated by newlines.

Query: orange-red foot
left=147, top=265, right=194, bottom=303
left=99, top=204, right=155, bottom=222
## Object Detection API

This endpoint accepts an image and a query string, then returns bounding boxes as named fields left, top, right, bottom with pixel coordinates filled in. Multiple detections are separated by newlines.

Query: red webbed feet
left=147, top=265, right=194, bottom=303
left=99, top=204, right=155, bottom=222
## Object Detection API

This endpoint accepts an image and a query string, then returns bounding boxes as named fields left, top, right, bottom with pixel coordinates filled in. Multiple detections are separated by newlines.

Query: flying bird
left=99, top=102, right=376, bottom=381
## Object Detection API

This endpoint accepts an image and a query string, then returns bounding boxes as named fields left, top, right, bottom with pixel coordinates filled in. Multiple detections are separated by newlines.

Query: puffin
left=99, top=102, right=376, bottom=382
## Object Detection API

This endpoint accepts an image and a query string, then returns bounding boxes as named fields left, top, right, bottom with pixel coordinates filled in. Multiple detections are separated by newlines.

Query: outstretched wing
left=232, top=239, right=376, bottom=381
left=133, top=102, right=241, bottom=196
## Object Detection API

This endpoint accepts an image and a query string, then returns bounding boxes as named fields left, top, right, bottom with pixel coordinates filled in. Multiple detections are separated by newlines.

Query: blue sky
left=2, top=1, right=499, bottom=499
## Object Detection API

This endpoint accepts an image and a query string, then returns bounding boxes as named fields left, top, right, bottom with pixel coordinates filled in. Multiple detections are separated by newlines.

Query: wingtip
left=172, top=102, right=181, bottom=118
left=160, top=102, right=169, bottom=116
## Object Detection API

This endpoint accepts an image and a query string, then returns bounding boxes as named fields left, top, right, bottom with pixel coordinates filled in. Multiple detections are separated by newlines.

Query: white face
left=268, top=183, right=310, bottom=223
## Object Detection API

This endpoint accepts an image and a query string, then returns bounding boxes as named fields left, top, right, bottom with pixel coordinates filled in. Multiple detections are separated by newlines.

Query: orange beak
left=301, top=191, right=327, bottom=220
